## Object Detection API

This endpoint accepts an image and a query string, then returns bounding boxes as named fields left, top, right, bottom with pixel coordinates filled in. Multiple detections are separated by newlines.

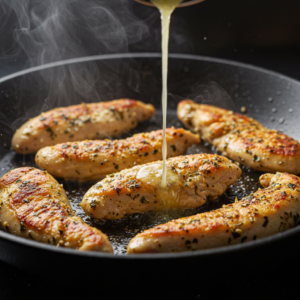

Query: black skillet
left=0, top=53, right=299, bottom=293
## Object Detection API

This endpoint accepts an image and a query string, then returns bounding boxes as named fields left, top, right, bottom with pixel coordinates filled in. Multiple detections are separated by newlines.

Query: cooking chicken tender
left=0, top=167, right=113, bottom=252
left=127, top=172, right=300, bottom=253
left=217, top=129, right=300, bottom=174
left=35, top=127, right=200, bottom=182
left=177, top=100, right=300, bottom=173
left=81, top=154, right=241, bottom=220
left=12, top=99, right=155, bottom=154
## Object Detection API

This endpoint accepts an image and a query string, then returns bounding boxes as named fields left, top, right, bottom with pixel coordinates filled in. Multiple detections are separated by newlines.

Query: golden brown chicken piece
left=12, top=99, right=155, bottom=154
left=35, top=127, right=200, bottom=182
left=127, top=172, right=300, bottom=253
left=0, top=167, right=113, bottom=252
left=177, top=100, right=300, bottom=174
left=81, top=154, right=241, bottom=220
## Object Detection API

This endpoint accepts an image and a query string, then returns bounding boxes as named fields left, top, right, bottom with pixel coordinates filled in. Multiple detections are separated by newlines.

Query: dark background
left=0, top=0, right=300, bottom=298
left=1, top=0, right=300, bottom=79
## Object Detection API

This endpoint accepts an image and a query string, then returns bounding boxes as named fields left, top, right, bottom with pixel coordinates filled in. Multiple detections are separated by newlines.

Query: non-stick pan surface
left=0, top=53, right=299, bottom=292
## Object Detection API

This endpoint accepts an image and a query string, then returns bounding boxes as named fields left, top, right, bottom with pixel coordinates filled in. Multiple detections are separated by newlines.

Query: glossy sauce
left=136, top=163, right=183, bottom=208
left=150, top=0, right=183, bottom=191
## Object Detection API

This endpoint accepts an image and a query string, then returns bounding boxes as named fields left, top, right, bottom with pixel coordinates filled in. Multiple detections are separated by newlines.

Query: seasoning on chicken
left=12, top=99, right=155, bottom=154
left=177, top=100, right=300, bottom=174
left=0, top=167, right=113, bottom=252
left=127, top=172, right=300, bottom=253
left=81, top=154, right=241, bottom=220
left=35, top=127, right=200, bottom=182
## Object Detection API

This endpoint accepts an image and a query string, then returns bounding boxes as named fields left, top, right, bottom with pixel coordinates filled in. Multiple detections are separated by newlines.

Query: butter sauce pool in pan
left=0, top=54, right=300, bottom=291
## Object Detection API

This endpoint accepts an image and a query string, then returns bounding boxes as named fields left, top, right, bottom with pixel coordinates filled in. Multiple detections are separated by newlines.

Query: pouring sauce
left=136, top=163, right=183, bottom=208
left=150, top=0, right=183, bottom=190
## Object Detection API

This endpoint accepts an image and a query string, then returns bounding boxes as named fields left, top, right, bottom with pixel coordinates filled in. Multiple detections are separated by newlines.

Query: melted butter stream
left=150, top=0, right=183, bottom=188
left=136, top=163, right=183, bottom=208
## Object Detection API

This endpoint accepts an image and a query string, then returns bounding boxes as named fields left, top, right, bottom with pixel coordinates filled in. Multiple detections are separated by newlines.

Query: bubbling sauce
left=150, top=0, right=183, bottom=189
left=136, top=163, right=183, bottom=208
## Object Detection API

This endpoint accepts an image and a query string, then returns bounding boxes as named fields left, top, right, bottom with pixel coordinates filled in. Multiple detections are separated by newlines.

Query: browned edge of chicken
left=81, top=153, right=241, bottom=220
left=177, top=100, right=300, bottom=174
left=127, top=172, right=300, bottom=253
left=12, top=99, right=155, bottom=154
left=0, top=167, right=113, bottom=252
left=35, top=127, right=200, bottom=182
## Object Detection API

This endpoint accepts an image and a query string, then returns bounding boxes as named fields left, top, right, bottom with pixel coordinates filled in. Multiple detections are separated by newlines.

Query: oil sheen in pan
left=0, top=110, right=261, bottom=255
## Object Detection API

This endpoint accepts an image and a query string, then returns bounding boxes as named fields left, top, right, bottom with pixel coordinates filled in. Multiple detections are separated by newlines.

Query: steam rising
left=0, top=0, right=195, bottom=128
left=190, top=81, right=236, bottom=110
left=0, top=0, right=154, bottom=110
left=1, top=0, right=150, bottom=64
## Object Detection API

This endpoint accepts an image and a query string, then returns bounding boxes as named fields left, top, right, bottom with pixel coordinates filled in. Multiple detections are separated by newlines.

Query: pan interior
left=0, top=54, right=299, bottom=255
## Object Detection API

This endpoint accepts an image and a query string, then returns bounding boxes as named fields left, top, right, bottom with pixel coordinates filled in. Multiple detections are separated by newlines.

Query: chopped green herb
left=288, top=183, right=296, bottom=189
left=90, top=200, right=97, bottom=210
left=46, top=127, right=55, bottom=138
left=232, top=231, right=241, bottom=239
left=140, top=197, right=149, bottom=204
left=20, top=222, right=26, bottom=231
left=262, top=216, right=269, bottom=227
left=241, top=236, right=247, bottom=243
left=253, top=155, right=260, bottom=162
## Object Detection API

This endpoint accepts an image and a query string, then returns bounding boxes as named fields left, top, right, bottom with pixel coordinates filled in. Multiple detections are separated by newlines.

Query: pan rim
left=0, top=52, right=299, bottom=259
left=1, top=52, right=299, bottom=86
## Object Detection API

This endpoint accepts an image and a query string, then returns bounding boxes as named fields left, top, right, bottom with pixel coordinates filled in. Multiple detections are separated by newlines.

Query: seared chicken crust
left=81, top=154, right=241, bottom=220
left=177, top=100, right=300, bottom=173
left=35, top=127, right=200, bottom=182
left=12, top=99, right=155, bottom=154
left=127, top=172, right=300, bottom=253
left=0, top=167, right=113, bottom=252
